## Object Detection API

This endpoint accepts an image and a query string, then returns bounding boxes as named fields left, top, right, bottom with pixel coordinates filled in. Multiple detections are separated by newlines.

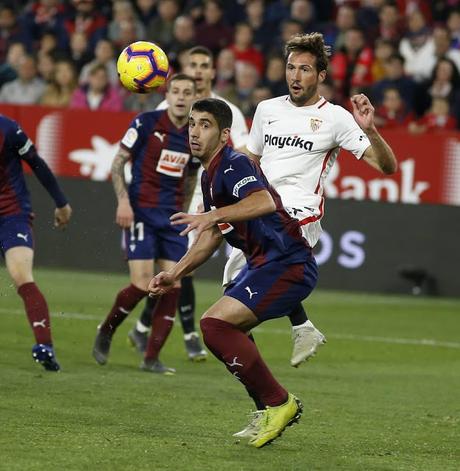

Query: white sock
left=292, top=320, right=314, bottom=330
left=136, top=320, right=149, bottom=333
left=184, top=331, right=198, bottom=341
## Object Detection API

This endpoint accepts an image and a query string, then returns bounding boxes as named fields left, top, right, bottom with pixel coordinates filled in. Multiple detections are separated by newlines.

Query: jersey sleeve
left=119, top=114, right=149, bottom=158
left=246, top=102, right=264, bottom=156
left=222, top=155, right=266, bottom=201
left=333, top=106, right=371, bottom=160
left=201, top=172, right=212, bottom=212
left=6, top=120, right=36, bottom=159
left=228, top=102, right=249, bottom=150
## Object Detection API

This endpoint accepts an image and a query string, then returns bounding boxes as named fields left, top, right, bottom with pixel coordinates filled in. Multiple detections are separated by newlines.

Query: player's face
left=188, top=110, right=229, bottom=161
left=166, top=79, right=196, bottom=120
left=184, top=53, right=215, bottom=95
left=286, top=51, right=326, bottom=106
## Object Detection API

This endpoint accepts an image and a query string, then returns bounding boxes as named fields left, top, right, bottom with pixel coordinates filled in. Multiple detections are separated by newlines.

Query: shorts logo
left=232, top=176, right=257, bottom=197
left=310, top=118, right=323, bottom=132
left=121, top=128, right=138, bottom=149
left=245, top=286, right=258, bottom=299
left=17, top=233, right=28, bottom=242
left=156, top=149, right=190, bottom=178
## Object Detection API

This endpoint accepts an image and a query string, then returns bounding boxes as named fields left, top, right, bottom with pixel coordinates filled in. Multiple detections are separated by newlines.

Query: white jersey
left=247, top=95, right=370, bottom=246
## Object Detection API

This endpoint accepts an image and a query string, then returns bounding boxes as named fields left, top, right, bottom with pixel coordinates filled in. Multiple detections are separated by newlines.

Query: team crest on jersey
left=310, top=118, right=323, bottom=132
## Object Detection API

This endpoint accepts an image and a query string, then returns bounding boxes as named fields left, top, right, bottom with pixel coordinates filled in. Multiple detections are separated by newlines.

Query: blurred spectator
left=21, top=0, right=68, bottom=50
left=168, top=15, right=195, bottom=69
left=399, top=9, right=434, bottom=82
left=290, top=0, right=318, bottom=32
left=109, top=1, right=145, bottom=48
left=215, top=48, right=236, bottom=95
left=0, top=41, right=26, bottom=87
left=330, top=28, right=374, bottom=103
left=375, top=86, right=415, bottom=129
left=271, top=19, right=303, bottom=55
left=147, top=0, right=179, bottom=50
left=224, top=61, right=260, bottom=117
left=228, top=22, right=264, bottom=76
left=69, top=31, right=93, bottom=73
left=37, top=51, right=56, bottom=82
left=447, top=9, right=460, bottom=49
left=64, top=0, right=107, bottom=50
left=322, top=5, right=356, bottom=52
left=244, top=0, right=277, bottom=50
left=0, top=5, right=30, bottom=62
left=41, top=59, right=78, bottom=107
left=262, top=55, right=288, bottom=96
left=427, top=26, right=460, bottom=74
left=79, top=39, right=118, bottom=87
left=371, top=38, right=396, bottom=81
left=115, top=18, right=139, bottom=50
left=247, top=84, right=272, bottom=116
left=37, top=31, right=58, bottom=57
left=409, top=96, right=457, bottom=133
left=134, top=0, right=157, bottom=28
left=372, top=54, right=416, bottom=109
left=70, top=63, right=123, bottom=111
left=195, top=0, right=234, bottom=56
left=318, top=77, right=338, bottom=103
left=124, top=89, right=164, bottom=111
left=0, top=54, right=45, bottom=104
left=265, top=0, right=291, bottom=24
left=377, top=2, right=405, bottom=43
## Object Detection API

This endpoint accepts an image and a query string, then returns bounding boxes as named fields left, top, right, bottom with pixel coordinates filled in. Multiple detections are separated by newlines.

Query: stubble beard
left=289, top=83, right=318, bottom=106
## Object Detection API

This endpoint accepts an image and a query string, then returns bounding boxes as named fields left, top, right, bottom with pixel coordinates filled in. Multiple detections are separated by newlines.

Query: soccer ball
left=117, top=41, right=169, bottom=93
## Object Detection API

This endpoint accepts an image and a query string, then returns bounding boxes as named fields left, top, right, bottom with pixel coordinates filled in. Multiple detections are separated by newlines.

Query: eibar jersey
left=120, top=110, right=198, bottom=211
left=202, top=145, right=308, bottom=269
left=247, top=95, right=371, bottom=220
left=0, top=116, right=35, bottom=217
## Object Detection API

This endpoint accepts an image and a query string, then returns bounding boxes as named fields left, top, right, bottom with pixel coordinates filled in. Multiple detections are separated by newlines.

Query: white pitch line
left=2, top=307, right=459, bottom=350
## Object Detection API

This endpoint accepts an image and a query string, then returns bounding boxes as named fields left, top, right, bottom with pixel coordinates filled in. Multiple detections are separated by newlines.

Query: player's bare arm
left=111, top=147, right=133, bottom=228
left=171, top=189, right=276, bottom=237
left=351, top=93, right=397, bottom=175
left=148, top=225, right=223, bottom=296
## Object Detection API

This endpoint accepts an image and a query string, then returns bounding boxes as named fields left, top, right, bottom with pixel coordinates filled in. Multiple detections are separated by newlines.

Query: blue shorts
left=224, top=257, right=318, bottom=322
left=0, top=214, right=34, bottom=257
left=123, top=207, right=188, bottom=262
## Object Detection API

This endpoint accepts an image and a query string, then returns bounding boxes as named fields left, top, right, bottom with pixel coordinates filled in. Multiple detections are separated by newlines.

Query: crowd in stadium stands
left=0, top=0, right=460, bottom=131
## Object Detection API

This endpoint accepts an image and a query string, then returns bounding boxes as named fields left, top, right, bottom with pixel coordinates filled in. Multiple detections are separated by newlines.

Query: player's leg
left=5, top=245, right=60, bottom=371
left=140, top=258, right=179, bottom=374
left=127, top=295, right=156, bottom=353
left=93, top=258, right=151, bottom=365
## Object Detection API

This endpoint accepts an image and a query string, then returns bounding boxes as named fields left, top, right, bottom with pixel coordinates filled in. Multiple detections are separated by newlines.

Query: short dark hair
left=188, top=45, right=213, bottom=60
left=167, top=73, right=196, bottom=91
left=191, top=98, right=232, bottom=130
left=284, top=32, right=330, bottom=73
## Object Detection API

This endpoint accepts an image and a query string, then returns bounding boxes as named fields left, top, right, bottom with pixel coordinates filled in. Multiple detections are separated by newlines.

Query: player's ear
left=318, top=70, right=327, bottom=84
left=220, top=128, right=230, bottom=144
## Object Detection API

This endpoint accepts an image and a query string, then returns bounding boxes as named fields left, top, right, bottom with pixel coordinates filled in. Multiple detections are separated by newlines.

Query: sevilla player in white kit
left=225, top=33, right=397, bottom=372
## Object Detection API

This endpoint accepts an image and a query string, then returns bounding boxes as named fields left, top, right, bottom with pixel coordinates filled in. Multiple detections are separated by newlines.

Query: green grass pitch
left=0, top=267, right=459, bottom=471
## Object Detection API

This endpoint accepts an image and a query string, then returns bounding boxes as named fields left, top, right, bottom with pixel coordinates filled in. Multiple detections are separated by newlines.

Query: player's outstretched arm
left=111, top=147, right=134, bottom=228
left=148, top=225, right=223, bottom=296
left=24, top=152, right=72, bottom=229
left=171, top=189, right=276, bottom=237
left=351, top=93, right=397, bottom=175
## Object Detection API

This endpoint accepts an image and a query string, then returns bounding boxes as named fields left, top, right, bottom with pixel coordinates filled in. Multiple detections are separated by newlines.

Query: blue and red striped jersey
left=120, top=110, right=198, bottom=211
left=0, top=115, right=35, bottom=217
left=201, top=145, right=309, bottom=268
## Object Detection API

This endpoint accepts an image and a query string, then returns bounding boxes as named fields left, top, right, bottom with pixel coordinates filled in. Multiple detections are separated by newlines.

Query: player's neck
left=202, top=143, right=226, bottom=170
left=289, top=93, right=322, bottom=107
left=197, top=88, right=212, bottom=99
left=167, top=109, right=187, bottom=128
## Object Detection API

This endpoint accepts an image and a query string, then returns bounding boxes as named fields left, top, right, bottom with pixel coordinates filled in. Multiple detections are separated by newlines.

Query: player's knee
left=12, top=274, right=34, bottom=289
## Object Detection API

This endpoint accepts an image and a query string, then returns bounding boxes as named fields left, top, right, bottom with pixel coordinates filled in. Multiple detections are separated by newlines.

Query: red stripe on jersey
left=314, top=148, right=334, bottom=194
left=298, top=198, right=324, bottom=226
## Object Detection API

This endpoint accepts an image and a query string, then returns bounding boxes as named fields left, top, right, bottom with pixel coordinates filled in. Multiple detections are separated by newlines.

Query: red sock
left=200, top=317, right=288, bottom=407
left=17, top=282, right=52, bottom=345
left=144, top=288, right=180, bottom=360
left=100, top=284, right=147, bottom=335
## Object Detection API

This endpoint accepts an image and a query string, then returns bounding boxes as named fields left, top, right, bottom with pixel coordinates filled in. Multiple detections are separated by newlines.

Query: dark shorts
left=224, top=257, right=318, bottom=322
left=123, top=207, right=188, bottom=262
left=0, top=214, right=34, bottom=257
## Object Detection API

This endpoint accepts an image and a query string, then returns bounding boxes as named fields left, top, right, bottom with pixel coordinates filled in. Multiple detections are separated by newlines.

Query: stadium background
left=0, top=0, right=459, bottom=296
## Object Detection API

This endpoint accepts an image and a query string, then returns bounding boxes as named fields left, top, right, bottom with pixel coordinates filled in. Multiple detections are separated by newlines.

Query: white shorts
left=222, top=206, right=323, bottom=287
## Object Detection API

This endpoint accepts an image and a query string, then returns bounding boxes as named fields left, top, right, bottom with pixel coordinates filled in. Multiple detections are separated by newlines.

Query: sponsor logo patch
left=156, top=149, right=190, bottom=178
left=121, top=128, right=138, bottom=149
left=232, top=176, right=257, bottom=197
